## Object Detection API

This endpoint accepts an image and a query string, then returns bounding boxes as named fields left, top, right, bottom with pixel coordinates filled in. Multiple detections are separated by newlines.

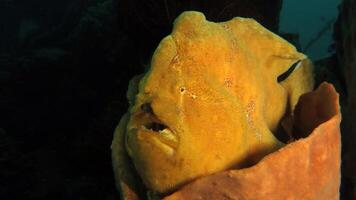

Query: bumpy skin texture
left=112, top=11, right=314, bottom=194
left=165, top=83, right=341, bottom=200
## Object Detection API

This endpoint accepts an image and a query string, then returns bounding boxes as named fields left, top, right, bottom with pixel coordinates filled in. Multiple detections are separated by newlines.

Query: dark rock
left=334, top=0, right=356, bottom=199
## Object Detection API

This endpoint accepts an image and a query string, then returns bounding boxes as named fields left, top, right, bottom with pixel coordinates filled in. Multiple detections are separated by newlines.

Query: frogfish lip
left=126, top=104, right=178, bottom=156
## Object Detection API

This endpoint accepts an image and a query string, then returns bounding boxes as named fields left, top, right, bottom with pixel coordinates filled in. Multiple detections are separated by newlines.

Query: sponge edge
left=164, top=82, right=341, bottom=200
left=113, top=10, right=316, bottom=194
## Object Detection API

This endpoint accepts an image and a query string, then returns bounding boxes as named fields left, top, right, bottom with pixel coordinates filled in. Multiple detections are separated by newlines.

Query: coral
left=112, top=11, right=315, bottom=196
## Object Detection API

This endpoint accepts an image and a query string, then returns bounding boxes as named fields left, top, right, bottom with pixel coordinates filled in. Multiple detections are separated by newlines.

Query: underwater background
left=0, top=0, right=354, bottom=199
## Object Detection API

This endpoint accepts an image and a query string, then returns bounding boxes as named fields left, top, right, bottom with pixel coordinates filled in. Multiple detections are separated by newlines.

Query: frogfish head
left=122, top=11, right=314, bottom=194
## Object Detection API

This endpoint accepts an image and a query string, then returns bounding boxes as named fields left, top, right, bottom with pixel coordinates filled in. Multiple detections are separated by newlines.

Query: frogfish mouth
left=111, top=11, right=317, bottom=198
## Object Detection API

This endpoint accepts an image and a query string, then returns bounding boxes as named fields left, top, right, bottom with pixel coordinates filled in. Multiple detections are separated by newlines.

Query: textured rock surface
left=334, top=0, right=356, bottom=199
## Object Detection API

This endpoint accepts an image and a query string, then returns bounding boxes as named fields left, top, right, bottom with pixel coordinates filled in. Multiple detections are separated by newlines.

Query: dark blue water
left=280, top=0, right=341, bottom=60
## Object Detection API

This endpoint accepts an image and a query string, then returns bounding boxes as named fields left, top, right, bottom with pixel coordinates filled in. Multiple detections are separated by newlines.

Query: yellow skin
left=115, top=11, right=314, bottom=194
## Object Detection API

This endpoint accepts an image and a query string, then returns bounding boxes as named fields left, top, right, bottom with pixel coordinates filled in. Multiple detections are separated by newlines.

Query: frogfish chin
left=110, top=11, right=340, bottom=199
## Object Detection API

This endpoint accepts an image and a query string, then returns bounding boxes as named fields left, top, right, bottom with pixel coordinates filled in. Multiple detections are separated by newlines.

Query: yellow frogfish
left=111, top=11, right=314, bottom=197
